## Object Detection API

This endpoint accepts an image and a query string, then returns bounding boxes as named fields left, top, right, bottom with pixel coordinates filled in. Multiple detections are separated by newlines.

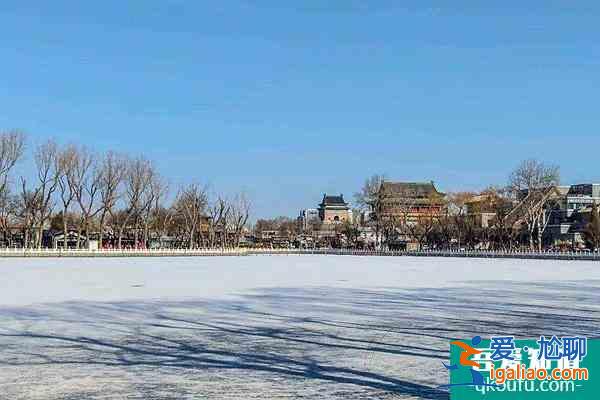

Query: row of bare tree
left=0, top=130, right=251, bottom=249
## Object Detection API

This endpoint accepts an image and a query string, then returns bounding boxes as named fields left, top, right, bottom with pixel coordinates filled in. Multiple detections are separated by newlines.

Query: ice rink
left=1, top=255, right=599, bottom=399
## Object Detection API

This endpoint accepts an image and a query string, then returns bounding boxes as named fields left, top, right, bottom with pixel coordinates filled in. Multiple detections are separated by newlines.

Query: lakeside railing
left=0, top=247, right=599, bottom=260
left=0, top=247, right=249, bottom=257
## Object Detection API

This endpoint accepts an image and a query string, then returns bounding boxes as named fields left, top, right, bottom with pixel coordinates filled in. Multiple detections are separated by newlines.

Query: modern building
left=545, top=184, right=600, bottom=247
left=318, top=194, right=352, bottom=224
left=298, top=208, right=320, bottom=230
left=561, top=184, right=600, bottom=216
left=379, top=181, right=446, bottom=224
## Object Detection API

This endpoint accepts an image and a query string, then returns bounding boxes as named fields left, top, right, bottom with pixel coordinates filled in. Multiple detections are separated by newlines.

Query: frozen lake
left=1, top=256, right=599, bottom=399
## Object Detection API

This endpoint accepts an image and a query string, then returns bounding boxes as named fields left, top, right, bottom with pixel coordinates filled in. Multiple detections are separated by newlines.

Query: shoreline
left=0, top=248, right=598, bottom=261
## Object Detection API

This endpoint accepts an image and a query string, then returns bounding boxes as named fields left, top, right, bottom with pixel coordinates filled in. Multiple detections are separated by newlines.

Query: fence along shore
left=1, top=247, right=599, bottom=260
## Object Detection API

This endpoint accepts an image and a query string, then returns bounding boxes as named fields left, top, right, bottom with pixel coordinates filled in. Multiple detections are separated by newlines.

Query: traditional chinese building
left=318, top=194, right=352, bottom=224
left=465, top=191, right=513, bottom=228
left=379, top=181, right=445, bottom=224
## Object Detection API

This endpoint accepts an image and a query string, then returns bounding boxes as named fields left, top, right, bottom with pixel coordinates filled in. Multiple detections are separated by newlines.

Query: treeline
left=0, top=130, right=251, bottom=249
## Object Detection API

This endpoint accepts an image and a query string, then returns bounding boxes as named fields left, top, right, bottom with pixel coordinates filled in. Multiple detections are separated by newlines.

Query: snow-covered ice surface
left=0, top=255, right=599, bottom=399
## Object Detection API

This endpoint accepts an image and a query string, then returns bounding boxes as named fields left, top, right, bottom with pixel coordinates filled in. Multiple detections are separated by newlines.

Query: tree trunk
left=197, top=229, right=204, bottom=249
left=84, top=219, right=90, bottom=249
left=99, top=212, right=106, bottom=249
left=63, top=213, right=68, bottom=250
left=76, top=220, right=84, bottom=250
left=528, top=222, right=535, bottom=250
left=37, top=223, right=44, bottom=249
left=143, top=223, right=149, bottom=249
left=189, top=225, right=195, bottom=249
left=134, top=221, right=139, bottom=248
left=117, top=213, right=132, bottom=249
left=118, top=227, right=124, bottom=249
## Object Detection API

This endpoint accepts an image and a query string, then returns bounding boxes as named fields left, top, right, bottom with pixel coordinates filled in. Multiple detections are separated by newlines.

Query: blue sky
left=1, top=1, right=599, bottom=219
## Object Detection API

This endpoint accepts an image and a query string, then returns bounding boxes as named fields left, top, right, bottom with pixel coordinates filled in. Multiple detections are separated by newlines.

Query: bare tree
left=32, top=140, right=61, bottom=248
left=405, top=211, right=437, bottom=250
left=0, top=190, right=19, bottom=247
left=0, top=131, right=26, bottom=246
left=354, top=174, right=386, bottom=248
left=508, top=159, right=560, bottom=250
left=140, top=174, right=168, bottom=248
left=17, top=178, right=41, bottom=248
left=509, top=159, right=560, bottom=193
left=98, top=151, right=127, bottom=248
left=445, top=191, right=476, bottom=249
left=341, top=219, right=360, bottom=248
left=0, top=130, right=26, bottom=202
left=481, top=187, right=517, bottom=250
left=116, top=156, right=155, bottom=248
left=228, top=192, right=251, bottom=247
left=583, top=204, right=600, bottom=251
left=153, top=206, right=176, bottom=247
left=208, top=195, right=230, bottom=248
left=70, top=147, right=103, bottom=248
left=56, top=145, right=78, bottom=249
left=174, top=184, right=208, bottom=249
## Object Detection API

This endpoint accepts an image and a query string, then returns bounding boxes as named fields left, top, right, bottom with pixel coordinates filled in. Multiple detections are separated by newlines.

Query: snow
left=0, top=255, right=599, bottom=399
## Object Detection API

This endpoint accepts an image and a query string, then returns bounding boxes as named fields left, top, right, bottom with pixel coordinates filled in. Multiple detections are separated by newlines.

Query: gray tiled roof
left=381, top=181, right=444, bottom=197
left=321, top=194, right=347, bottom=206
